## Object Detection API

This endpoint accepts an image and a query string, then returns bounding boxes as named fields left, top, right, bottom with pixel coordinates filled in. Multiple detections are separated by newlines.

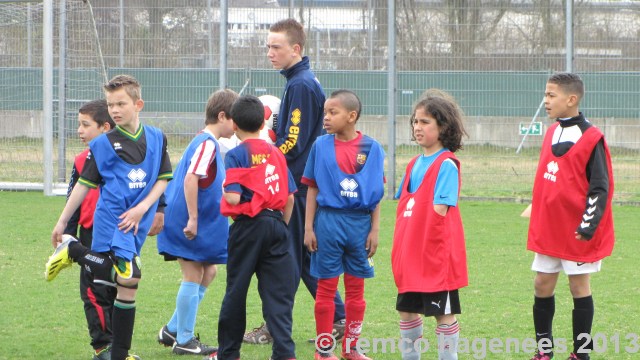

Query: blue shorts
left=310, top=207, right=375, bottom=279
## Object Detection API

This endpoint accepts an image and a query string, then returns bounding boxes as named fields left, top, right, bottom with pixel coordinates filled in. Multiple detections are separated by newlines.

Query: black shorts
left=161, top=253, right=198, bottom=262
left=396, top=290, right=461, bottom=317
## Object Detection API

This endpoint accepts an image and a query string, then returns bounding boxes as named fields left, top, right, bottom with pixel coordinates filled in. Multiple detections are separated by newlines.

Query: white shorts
left=531, top=253, right=602, bottom=275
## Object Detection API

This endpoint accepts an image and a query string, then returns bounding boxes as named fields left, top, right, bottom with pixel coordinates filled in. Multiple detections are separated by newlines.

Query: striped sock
left=399, top=317, right=423, bottom=360
left=436, top=321, right=459, bottom=360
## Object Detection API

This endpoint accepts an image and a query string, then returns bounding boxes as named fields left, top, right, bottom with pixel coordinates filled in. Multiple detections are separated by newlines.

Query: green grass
left=0, top=192, right=639, bottom=359
left=2, top=139, right=639, bottom=202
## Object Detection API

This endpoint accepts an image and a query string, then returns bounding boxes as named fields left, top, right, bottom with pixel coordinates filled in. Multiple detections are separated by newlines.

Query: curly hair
left=410, top=89, right=468, bottom=153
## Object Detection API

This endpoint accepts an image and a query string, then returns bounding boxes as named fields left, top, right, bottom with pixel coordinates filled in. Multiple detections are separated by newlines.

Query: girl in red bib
left=392, top=90, right=468, bottom=360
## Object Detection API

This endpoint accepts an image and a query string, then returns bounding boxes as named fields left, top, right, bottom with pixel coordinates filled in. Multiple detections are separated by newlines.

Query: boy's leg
left=256, top=217, right=297, bottom=360
left=569, top=274, right=593, bottom=360
left=315, top=277, right=339, bottom=353
left=218, top=220, right=263, bottom=360
left=532, top=254, right=561, bottom=357
left=80, top=266, right=117, bottom=352
left=77, top=227, right=116, bottom=352
left=342, top=274, right=366, bottom=354
left=435, top=314, right=459, bottom=360
left=398, top=312, right=422, bottom=360
left=110, top=256, right=141, bottom=360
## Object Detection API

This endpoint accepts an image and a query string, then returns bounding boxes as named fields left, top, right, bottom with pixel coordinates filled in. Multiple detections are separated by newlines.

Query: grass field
left=0, top=192, right=638, bottom=359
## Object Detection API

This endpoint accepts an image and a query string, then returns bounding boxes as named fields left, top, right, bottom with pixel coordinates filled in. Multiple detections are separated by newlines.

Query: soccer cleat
left=124, top=355, right=141, bottom=360
left=45, top=234, right=77, bottom=281
left=172, top=337, right=217, bottom=355
left=93, top=345, right=111, bottom=360
left=157, top=325, right=177, bottom=347
left=315, top=350, right=339, bottom=360
left=203, top=353, right=239, bottom=360
left=333, top=319, right=346, bottom=342
left=530, top=351, right=554, bottom=360
left=308, top=319, right=347, bottom=343
left=340, top=348, right=372, bottom=360
left=242, top=323, right=272, bottom=344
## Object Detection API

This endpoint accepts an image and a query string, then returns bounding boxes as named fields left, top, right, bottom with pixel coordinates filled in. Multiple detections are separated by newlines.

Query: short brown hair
left=103, top=74, right=141, bottom=102
left=205, top=89, right=239, bottom=125
left=547, top=72, right=584, bottom=101
left=79, top=99, right=115, bottom=128
left=270, top=18, right=305, bottom=51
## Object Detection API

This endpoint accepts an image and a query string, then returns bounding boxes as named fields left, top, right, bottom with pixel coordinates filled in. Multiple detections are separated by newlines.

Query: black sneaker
left=157, top=325, right=177, bottom=347
left=172, top=337, right=217, bottom=356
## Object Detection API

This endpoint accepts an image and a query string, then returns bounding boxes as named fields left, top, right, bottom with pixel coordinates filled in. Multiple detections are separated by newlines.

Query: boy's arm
left=303, top=186, right=319, bottom=251
left=182, top=173, right=200, bottom=240
left=276, top=85, right=321, bottom=161
left=52, top=183, right=91, bottom=247
left=147, top=193, right=166, bottom=236
left=284, top=193, right=294, bottom=225
left=366, top=203, right=381, bottom=257
left=576, top=140, right=610, bottom=240
left=118, top=179, right=168, bottom=235
left=64, top=162, right=81, bottom=236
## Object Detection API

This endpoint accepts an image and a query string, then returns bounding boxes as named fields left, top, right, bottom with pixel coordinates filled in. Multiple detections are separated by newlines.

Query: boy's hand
left=575, top=231, right=589, bottom=241
left=118, top=204, right=147, bottom=235
left=51, top=222, right=65, bottom=248
left=304, top=229, right=317, bottom=252
left=147, top=212, right=164, bottom=236
left=183, top=218, right=198, bottom=240
left=366, top=231, right=379, bottom=257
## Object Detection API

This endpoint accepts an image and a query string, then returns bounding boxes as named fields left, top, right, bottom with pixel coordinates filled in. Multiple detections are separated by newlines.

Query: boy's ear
left=102, top=122, right=112, bottom=132
left=567, top=94, right=579, bottom=107
left=135, top=98, right=144, bottom=112
left=218, top=111, right=226, bottom=122
left=293, top=43, right=302, bottom=57
left=349, top=110, right=358, bottom=123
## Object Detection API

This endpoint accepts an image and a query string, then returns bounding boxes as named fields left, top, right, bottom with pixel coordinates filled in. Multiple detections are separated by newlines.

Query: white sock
left=436, top=321, right=459, bottom=360
left=399, top=318, right=423, bottom=360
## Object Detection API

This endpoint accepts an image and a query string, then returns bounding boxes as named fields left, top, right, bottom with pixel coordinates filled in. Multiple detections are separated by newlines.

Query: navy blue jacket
left=275, top=56, right=325, bottom=197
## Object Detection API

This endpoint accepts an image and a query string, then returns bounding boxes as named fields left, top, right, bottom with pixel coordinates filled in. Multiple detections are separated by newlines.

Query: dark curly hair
left=410, top=89, right=467, bottom=153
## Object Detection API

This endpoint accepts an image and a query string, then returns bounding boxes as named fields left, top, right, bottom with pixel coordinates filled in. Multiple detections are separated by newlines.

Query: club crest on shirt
left=356, top=153, right=367, bottom=165
left=543, top=160, right=559, bottom=182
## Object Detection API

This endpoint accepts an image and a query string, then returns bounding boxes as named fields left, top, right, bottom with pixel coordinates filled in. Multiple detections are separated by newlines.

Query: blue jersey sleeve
left=302, top=141, right=318, bottom=182
left=223, top=149, right=243, bottom=194
left=434, top=158, right=459, bottom=206
left=287, top=169, right=298, bottom=195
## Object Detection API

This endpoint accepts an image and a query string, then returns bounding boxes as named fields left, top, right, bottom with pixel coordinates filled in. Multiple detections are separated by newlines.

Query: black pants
left=78, top=226, right=117, bottom=350
left=217, top=210, right=297, bottom=360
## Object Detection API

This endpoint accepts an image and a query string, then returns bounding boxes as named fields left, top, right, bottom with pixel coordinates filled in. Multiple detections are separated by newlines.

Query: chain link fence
left=1, top=0, right=638, bottom=202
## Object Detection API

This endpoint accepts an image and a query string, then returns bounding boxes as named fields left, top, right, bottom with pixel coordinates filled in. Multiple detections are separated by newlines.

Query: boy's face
left=544, top=82, right=578, bottom=119
left=323, top=97, right=356, bottom=135
left=413, top=107, right=441, bottom=151
left=105, top=87, right=143, bottom=132
left=220, top=114, right=235, bottom=139
left=77, top=113, right=109, bottom=146
left=267, top=31, right=300, bottom=70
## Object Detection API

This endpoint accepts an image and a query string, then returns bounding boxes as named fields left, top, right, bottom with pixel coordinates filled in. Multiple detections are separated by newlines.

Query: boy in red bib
left=392, top=90, right=468, bottom=360
left=527, top=73, right=614, bottom=360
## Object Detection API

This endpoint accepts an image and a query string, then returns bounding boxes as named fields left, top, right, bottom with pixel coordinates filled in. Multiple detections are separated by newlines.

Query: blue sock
left=199, top=285, right=207, bottom=302
left=167, top=309, right=178, bottom=334
left=176, top=281, right=200, bottom=344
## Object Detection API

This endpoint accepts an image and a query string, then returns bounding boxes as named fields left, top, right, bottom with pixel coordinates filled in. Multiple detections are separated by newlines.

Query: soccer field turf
left=0, top=191, right=638, bottom=359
